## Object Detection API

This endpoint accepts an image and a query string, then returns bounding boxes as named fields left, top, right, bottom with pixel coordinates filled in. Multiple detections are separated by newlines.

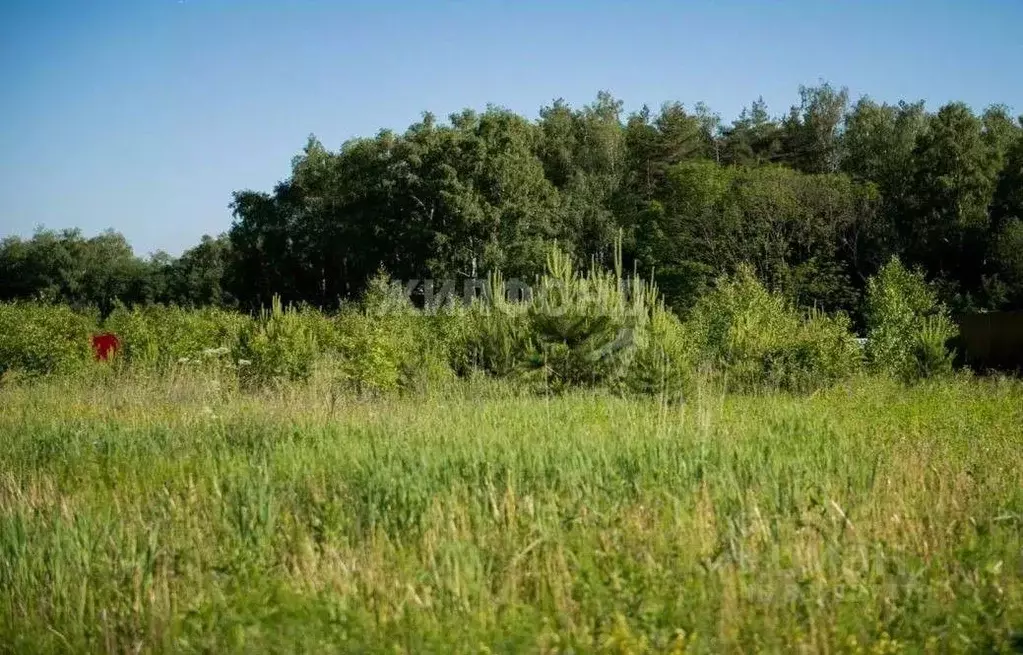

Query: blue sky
left=2, top=0, right=1021, bottom=257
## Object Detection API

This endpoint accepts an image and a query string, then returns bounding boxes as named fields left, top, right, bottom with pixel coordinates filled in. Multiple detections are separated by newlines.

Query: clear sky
left=2, top=0, right=1021, bottom=257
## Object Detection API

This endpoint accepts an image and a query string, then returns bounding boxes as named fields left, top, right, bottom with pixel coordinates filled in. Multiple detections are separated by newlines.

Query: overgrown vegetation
left=686, top=265, right=863, bottom=392
left=0, top=249, right=962, bottom=393
left=102, top=304, right=249, bottom=373
left=3, top=83, right=1015, bottom=648
left=0, top=302, right=95, bottom=379
left=864, top=258, right=958, bottom=382
left=1, top=372, right=1022, bottom=652
left=1, top=243, right=1018, bottom=652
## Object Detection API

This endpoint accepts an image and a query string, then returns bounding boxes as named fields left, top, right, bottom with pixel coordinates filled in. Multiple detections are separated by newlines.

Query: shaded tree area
left=2, top=83, right=1022, bottom=322
left=0, top=229, right=234, bottom=314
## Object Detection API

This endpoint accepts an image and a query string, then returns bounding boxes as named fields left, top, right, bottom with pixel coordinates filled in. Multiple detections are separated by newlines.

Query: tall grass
left=1, top=372, right=1022, bottom=652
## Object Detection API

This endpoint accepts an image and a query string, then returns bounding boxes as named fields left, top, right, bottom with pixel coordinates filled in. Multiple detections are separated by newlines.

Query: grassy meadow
left=2, top=372, right=1022, bottom=653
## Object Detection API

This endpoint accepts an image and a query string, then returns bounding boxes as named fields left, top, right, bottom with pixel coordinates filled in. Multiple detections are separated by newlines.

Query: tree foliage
left=2, top=84, right=1022, bottom=321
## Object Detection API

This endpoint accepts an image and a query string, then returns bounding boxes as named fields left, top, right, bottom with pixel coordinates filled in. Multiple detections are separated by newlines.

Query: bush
left=687, top=265, right=798, bottom=389
left=439, top=245, right=860, bottom=396
left=330, top=273, right=454, bottom=394
left=911, top=315, right=956, bottom=380
left=762, top=310, right=863, bottom=393
left=625, top=303, right=695, bottom=399
left=687, top=266, right=862, bottom=392
left=103, top=304, right=250, bottom=371
left=448, top=273, right=531, bottom=379
left=458, top=304, right=530, bottom=378
left=332, top=310, right=405, bottom=393
left=0, top=254, right=867, bottom=397
left=234, top=296, right=318, bottom=387
left=0, top=302, right=97, bottom=379
left=864, top=258, right=957, bottom=382
left=400, top=312, right=457, bottom=391
left=523, top=246, right=652, bottom=392
left=292, top=305, right=344, bottom=355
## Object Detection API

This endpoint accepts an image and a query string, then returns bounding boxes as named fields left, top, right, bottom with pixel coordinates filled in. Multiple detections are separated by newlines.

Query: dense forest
left=3, top=83, right=1022, bottom=324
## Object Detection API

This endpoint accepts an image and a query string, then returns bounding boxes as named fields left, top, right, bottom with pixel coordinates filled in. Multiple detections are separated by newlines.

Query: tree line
left=3, top=83, right=1022, bottom=324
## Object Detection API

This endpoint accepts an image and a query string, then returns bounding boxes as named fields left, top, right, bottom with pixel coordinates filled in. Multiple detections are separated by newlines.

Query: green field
left=1, top=374, right=1022, bottom=653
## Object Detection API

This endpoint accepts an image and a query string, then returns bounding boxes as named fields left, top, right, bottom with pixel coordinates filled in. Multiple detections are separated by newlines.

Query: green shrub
left=523, top=246, right=651, bottom=391
left=361, top=267, right=416, bottom=317
left=332, top=310, right=405, bottom=393
left=0, top=252, right=869, bottom=397
left=292, top=305, right=343, bottom=354
left=0, top=302, right=97, bottom=379
left=456, top=304, right=530, bottom=378
left=625, top=302, right=695, bottom=398
left=762, top=310, right=863, bottom=393
left=331, top=274, right=454, bottom=394
left=687, top=266, right=861, bottom=392
left=399, top=312, right=457, bottom=391
left=234, top=296, right=318, bottom=387
left=864, top=258, right=957, bottom=382
left=448, top=274, right=531, bottom=379
left=687, top=265, right=797, bottom=389
left=103, top=304, right=250, bottom=371
left=444, top=244, right=697, bottom=396
left=911, top=315, right=956, bottom=380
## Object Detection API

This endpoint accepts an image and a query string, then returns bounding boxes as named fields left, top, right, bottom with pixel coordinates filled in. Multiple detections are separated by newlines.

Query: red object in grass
left=91, top=333, right=120, bottom=362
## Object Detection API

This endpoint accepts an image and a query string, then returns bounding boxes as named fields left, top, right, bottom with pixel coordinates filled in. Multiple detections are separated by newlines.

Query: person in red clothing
left=91, top=333, right=120, bottom=361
